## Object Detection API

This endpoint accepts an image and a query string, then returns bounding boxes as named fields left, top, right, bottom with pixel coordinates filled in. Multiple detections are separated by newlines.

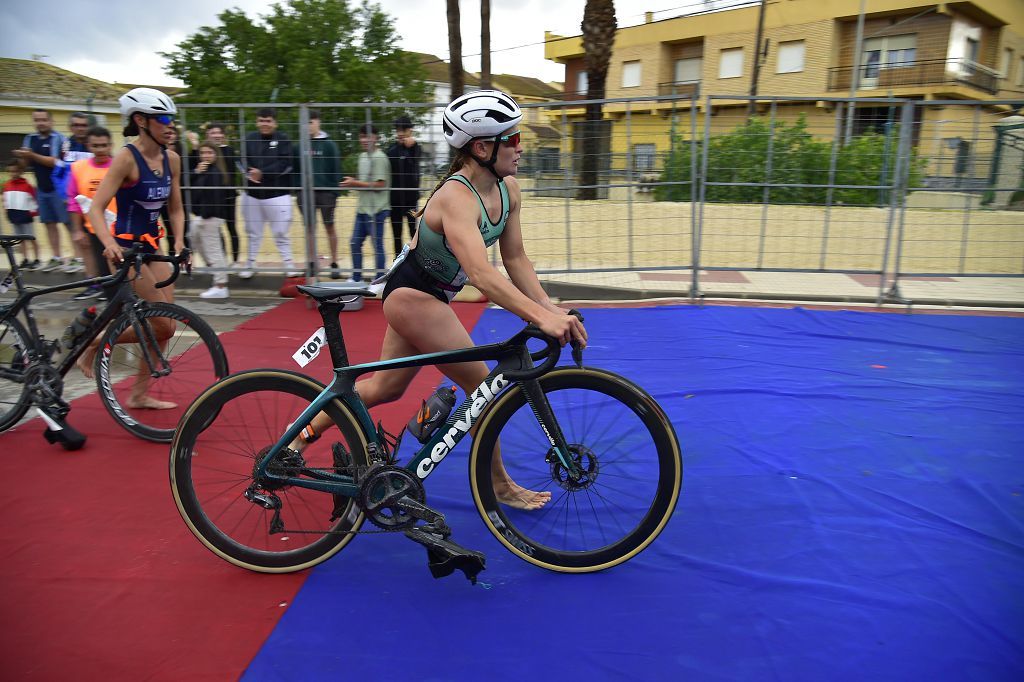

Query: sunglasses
left=148, top=114, right=176, bottom=125
left=496, top=130, right=521, bottom=147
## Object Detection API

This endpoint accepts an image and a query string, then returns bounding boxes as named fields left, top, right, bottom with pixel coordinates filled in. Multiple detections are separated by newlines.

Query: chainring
left=24, top=363, right=63, bottom=404
left=358, top=465, right=426, bottom=530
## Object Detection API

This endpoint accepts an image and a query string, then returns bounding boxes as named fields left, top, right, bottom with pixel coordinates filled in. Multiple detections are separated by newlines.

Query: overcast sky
left=2, top=1, right=718, bottom=87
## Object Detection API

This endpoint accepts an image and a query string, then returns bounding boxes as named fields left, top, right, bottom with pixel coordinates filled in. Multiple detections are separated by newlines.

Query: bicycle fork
left=131, top=315, right=171, bottom=378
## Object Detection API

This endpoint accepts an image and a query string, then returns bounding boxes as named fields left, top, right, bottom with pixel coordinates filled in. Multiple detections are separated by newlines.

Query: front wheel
left=170, top=369, right=369, bottom=572
left=470, top=367, right=682, bottom=572
left=96, top=301, right=228, bottom=442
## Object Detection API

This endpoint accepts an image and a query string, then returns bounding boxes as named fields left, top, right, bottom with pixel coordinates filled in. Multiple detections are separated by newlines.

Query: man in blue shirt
left=14, top=109, right=69, bottom=272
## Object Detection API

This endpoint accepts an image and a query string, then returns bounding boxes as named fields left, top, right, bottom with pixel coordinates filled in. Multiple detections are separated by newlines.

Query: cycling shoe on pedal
left=405, top=527, right=486, bottom=584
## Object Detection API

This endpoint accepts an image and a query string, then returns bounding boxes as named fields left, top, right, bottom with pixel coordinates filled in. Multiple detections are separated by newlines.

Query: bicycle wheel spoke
left=171, top=371, right=368, bottom=571
left=473, top=368, right=681, bottom=570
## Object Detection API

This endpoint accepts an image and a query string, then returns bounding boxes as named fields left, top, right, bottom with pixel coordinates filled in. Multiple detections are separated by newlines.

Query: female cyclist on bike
left=302, top=90, right=587, bottom=510
left=79, top=87, right=187, bottom=409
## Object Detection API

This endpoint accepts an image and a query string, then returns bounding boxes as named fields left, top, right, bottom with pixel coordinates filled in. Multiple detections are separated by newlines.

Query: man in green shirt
left=302, top=110, right=342, bottom=277
left=340, top=123, right=390, bottom=281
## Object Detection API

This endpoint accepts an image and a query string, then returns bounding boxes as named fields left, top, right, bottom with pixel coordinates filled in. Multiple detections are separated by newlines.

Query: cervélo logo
left=416, top=374, right=508, bottom=478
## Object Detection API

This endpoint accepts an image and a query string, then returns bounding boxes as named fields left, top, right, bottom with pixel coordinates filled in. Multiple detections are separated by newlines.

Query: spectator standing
left=66, top=126, right=116, bottom=300
left=340, top=123, right=389, bottom=282
left=188, top=123, right=241, bottom=267
left=301, top=110, right=342, bottom=278
left=14, top=109, right=68, bottom=271
left=161, top=125, right=190, bottom=254
left=239, top=108, right=299, bottom=278
left=56, top=112, right=95, bottom=275
left=2, top=158, right=41, bottom=268
left=189, top=142, right=232, bottom=299
left=386, top=115, right=422, bottom=258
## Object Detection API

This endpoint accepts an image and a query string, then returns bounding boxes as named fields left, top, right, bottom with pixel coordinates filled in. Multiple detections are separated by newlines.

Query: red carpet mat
left=0, top=298, right=485, bottom=680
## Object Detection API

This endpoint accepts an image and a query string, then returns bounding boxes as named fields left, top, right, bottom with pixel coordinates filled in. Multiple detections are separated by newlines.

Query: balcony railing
left=828, top=58, right=999, bottom=95
left=657, top=80, right=701, bottom=97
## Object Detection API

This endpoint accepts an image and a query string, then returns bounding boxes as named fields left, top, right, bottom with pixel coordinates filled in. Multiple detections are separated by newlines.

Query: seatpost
left=317, top=302, right=351, bottom=368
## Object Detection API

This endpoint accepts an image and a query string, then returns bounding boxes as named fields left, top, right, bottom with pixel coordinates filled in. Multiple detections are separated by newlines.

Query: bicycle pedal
left=405, top=527, right=486, bottom=584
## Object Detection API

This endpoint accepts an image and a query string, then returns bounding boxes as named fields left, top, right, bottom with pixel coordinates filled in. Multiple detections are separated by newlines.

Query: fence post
left=757, top=99, right=778, bottom=270
left=179, top=107, right=193, bottom=230
left=692, top=96, right=713, bottom=299
left=626, top=100, right=634, bottom=269
left=820, top=101, right=844, bottom=270
left=958, top=104, right=982, bottom=273
left=562, top=107, right=572, bottom=273
left=877, top=100, right=914, bottom=304
left=297, top=104, right=316, bottom=280
left=689, top=92, right=699, bottom=279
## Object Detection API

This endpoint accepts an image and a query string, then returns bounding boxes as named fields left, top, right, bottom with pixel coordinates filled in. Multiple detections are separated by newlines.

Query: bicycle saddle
left=297, top=283, right=376, bottom=301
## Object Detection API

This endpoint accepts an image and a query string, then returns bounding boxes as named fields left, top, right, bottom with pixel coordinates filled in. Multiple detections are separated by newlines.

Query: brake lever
left=568, top=308, right=585, bottom=368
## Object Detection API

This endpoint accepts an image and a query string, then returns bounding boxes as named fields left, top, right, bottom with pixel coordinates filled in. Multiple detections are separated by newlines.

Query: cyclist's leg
left=78, top=260, right=177, bottom=407
left=123, top=261, right=176, bottom=408
left=382, top=288, right=550, bottom=510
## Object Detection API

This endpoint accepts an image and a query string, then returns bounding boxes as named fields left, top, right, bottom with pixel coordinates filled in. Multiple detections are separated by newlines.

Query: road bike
left=170, top=283, right=681, bottom=583
left=0, top=234, right=228, bottom=449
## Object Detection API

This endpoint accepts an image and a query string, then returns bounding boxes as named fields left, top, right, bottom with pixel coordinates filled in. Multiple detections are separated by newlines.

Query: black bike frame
left=255, top=298, right=581, bottom=498
left=0, top=240, right=181, bottom=382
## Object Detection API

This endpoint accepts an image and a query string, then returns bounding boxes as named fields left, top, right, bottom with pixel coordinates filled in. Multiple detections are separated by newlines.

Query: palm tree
left=579, top=0, right=616, bottom=200
left=447, top=0, right=464, bottom=100
left=481, top=0, right=491, bottom=89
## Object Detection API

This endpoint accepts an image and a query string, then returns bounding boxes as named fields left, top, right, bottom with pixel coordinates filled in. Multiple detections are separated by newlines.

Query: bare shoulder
left=166, top=149, right=182, bottom=173
left=502, top=175, right=522, bottom=208
left=435, top=176, right=480, bottom=218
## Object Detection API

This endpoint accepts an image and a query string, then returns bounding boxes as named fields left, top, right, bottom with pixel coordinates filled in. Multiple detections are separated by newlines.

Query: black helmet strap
left=467, top=135, right=503, bottom=180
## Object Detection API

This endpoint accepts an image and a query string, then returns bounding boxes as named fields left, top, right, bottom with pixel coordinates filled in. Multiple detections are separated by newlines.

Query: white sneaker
left=62, top=258, right=84, bottom=274
left=40, top=257, right=63, bottom=272
left=199, top=286, right=229, bottom=299
left=285, top=270, right=304, bottom=278
left=238, top=268, right=255, bottom=279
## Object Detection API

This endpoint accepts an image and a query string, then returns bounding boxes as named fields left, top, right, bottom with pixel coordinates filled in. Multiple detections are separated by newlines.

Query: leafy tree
left=655, top=115, right=924, bottom=206
left=161, top=0, right=429, bottom=106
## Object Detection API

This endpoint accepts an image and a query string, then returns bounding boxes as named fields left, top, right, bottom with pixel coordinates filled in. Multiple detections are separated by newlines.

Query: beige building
left=0, top=58, right=126, bottom=159
left=544, top=0, right=1024, bottom=178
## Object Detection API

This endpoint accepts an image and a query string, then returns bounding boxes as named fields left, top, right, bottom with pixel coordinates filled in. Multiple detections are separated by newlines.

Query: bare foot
left=494, top=480, right=552, bottom=510
left=76, top=346, right=97, bottom=379
left=126, top=395, right=178, bottom=410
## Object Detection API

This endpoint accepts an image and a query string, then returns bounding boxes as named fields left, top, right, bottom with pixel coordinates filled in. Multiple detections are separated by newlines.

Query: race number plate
left=293, top=327, right=327, bottom=368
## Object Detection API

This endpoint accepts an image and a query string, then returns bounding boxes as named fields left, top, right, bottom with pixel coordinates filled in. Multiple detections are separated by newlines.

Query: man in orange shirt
left=66, top=126, right=115, bottom=300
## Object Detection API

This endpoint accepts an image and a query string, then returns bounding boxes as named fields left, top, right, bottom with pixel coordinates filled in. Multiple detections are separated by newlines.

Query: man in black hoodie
left=386, top=115, right=421, bottom=259
left=239, top=108, right=300, bottom=278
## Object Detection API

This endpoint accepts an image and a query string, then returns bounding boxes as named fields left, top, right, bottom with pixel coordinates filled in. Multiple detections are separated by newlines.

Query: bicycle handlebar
left=106, top=247, right=192, bottom=290
left=503, top=309, right=585, bottom=381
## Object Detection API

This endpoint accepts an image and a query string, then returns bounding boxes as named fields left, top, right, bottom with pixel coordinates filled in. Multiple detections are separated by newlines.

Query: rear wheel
left=96, top=302, right=228, bottom=442
left=170, top=370, right=369, bottom=572
left=470, top=367, right=682, bottom=572
left=0, top=316, right=33, bottom=431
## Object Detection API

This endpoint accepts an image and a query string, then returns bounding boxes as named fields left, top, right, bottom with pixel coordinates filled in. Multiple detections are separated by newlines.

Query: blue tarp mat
left=244, top=306, right=1024, bottom=681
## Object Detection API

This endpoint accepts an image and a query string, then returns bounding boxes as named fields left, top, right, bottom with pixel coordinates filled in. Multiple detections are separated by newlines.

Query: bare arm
left=166, top=151, right=186, bottom=252
left=497, top=177, right=563, bottom=315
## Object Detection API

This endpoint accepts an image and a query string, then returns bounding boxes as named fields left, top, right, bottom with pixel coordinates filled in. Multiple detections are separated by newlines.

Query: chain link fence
left=2, top=95, right=1021, bottom=303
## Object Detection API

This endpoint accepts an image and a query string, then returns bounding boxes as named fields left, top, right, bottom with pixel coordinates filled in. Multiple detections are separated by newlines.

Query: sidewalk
left=18, top=264, right=1024, bottom=312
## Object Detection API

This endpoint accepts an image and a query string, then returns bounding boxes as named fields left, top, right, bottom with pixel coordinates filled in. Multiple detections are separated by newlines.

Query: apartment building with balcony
left=543, top=0, right=1024, bottom=177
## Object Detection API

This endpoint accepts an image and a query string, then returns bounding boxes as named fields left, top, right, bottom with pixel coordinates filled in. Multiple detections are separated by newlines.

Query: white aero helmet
left=442, top=90, right=522, bottom=149
left=119, top=87, right=177, bottom=122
